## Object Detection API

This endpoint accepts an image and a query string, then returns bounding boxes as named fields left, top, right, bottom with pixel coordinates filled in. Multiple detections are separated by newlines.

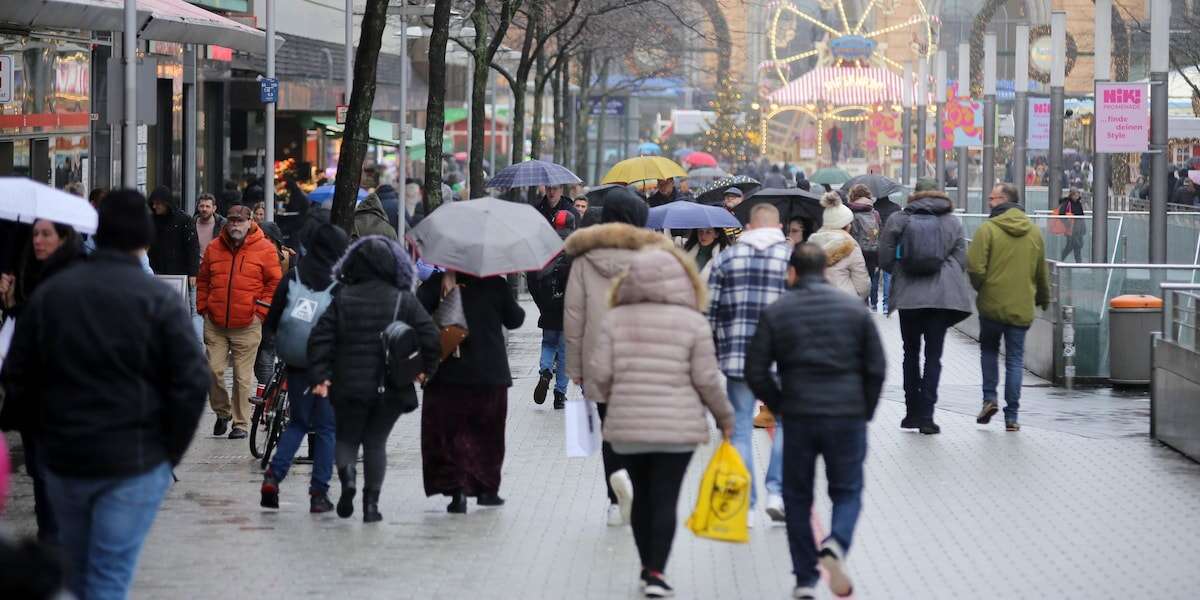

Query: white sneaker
left=609, top=469, right=634, bottom=525
left=793, top=585, right=817, bottom=600
left=607, top=503, right=623, bottom=526
left=819, top=538, right=854, bottom=597
left=746, top=510, right=755, bottom=529
left=765, top=494, right=786, bottom=523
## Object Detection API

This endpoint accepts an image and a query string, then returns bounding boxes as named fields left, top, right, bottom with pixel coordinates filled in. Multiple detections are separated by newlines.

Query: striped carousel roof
left=768, top=67, right=915, bottom=107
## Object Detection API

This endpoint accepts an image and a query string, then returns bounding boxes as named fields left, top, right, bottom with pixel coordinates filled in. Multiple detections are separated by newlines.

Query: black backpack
left=898, top=209, right=946, bottom=276
left=379, top=291, right=422, bottom=393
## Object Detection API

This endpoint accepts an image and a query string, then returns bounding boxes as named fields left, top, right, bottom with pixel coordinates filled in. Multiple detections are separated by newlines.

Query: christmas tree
left=701, top=81, right=755, bottom=165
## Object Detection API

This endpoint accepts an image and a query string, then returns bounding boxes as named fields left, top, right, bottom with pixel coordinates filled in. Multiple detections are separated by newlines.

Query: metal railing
left=1162, top=283, right=1200, bottom=351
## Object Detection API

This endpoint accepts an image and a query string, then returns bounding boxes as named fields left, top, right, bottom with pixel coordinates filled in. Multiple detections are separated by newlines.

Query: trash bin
left=1108, top=294, right=1163, bottom=385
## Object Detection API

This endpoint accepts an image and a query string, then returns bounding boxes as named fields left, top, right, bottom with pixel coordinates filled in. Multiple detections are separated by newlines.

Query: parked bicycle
left=249, top=357, right=290, bottom=469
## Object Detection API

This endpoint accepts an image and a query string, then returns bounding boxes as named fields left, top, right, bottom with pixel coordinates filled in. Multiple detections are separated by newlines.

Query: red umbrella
left=453, top=151, right=468, bottom=161
left=685, top=151, right=717, bottom=168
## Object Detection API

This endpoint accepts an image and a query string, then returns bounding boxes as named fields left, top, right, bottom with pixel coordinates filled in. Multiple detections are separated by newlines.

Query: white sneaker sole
left=820, top=554, right=853, bottom=598
left=765, top=505, right=786, bottom=522
left=610, top=470, right=633, bottom=525
left=644, top=584, right=674, bottom=598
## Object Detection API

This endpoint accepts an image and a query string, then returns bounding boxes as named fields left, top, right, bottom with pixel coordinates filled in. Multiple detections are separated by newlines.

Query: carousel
left=758, top=0, right=937, bottom=169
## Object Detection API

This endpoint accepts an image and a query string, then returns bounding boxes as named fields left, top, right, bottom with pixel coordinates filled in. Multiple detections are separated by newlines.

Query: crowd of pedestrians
left=0, top=163, right=1052, bottom=599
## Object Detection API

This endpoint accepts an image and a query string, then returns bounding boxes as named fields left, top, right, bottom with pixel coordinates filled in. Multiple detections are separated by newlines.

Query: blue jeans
left=881, top=271, right=892, bottom=311
left=539, top=329, right=569, bottom=394
left=268, top=369, right=336, bottom=493
left=726, top=378, right=759, bottom=507
left=979, top=317, right=1028, bottom=422
left=782, top=418, right=867, bottom=587
left=44, top=461, right=173, bottom=600
left=764, top=428, right=785, bottom=496
left=867, top=268, right=880, bottom=307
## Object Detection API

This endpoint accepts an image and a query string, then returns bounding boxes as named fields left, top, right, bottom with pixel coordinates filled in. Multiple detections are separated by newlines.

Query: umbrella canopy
left=407, top=197, right=563, bottom=278
left=686, top=167, right=729, bottom=189
left=809, top=167, right=852, bottom=186
left=308, top=185, right=368, bottom=206
left=584, top=183, right=627, bottom=207
left=0, top=177, right=98, bottom=234
left=841, top=174, right=905, bottom=199
left=733, top=188, right=824, bottom=231
left=453, top=151, right=469, bottom=162
left=684, top=152, right=718, bottom=168
left=602, top=156, right=688, bottom=184
left=486, top=159, right=582, bottom=191
left=647, top=201, right=741, bottom=230
left=672, top=147, right=696, bottom=160
left=694, top=175, right=762, bottom=206
left=637, top=142, right=662, bottom=156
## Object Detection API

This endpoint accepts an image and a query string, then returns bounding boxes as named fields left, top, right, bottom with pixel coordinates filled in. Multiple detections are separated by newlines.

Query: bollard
left=1062, top=305, right=1075, bottom=390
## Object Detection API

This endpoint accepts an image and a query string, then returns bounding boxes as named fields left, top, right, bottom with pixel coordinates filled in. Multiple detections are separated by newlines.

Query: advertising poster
left=942, top=97, right=983, bottom=149
left=1027, top=97, right=1051, bottom=150
left=1095, top=82, right=1150, bottom=153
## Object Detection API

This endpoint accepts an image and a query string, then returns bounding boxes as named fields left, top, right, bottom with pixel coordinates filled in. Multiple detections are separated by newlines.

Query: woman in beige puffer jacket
left=588, top=247, right=734, bottom=594
left=809, top=192, right=870, bottom=299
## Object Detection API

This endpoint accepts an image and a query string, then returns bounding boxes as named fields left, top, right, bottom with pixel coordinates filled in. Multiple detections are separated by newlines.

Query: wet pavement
left=4, top=301, right=1200, bottom=599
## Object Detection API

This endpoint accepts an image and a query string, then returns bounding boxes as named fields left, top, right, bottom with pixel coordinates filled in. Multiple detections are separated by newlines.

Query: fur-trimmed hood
left=808, top=229, right=858, bottom=265
left=563, top=223, right=673, bottom=279
left=608, top=246, right=707, bottom=311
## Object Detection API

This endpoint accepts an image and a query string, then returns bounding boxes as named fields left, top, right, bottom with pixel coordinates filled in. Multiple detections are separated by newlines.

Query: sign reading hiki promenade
left=1095, top=82, right=1149, bottom=153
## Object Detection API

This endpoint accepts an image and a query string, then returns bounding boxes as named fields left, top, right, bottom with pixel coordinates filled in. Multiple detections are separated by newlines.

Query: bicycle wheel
left=249, top=403, right=269, bottom=459
left=260, top=389, right=288, bottom=470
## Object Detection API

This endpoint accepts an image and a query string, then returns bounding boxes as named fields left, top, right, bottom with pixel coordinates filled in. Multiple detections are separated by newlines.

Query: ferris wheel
left=768, top=0, right=937, bottom=85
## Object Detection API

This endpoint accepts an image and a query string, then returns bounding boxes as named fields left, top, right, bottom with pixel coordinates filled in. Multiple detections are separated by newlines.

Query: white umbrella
left=0, top=178, right=98, bottom=234
left=407, top=197, right=562, bottom=278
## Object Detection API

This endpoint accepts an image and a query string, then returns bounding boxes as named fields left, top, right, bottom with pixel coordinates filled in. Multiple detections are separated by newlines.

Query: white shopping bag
left=0, top=317, right=14, bottom=370
left=564, top=399, right=602, bottom=458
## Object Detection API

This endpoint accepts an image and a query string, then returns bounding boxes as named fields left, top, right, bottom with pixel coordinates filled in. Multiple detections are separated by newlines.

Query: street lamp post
left=266, top=0, right=276, bottom=221
left=1093, top=0, right=1111, bottom=262
left=1048, top=12, right=1066, bottom=216
left=902, top=62, right=912, bottom=186
left=916, top=59, right=928, bottom=179
left=957, top=43, right=970, bottom=209
left=1150, top=0, right=1170, bottom=264
left=123, top=0, right=136, bottom=189
left=935, top=50, right=947, bottom=190
left=1014, top=25, right=1029, bottom=203
left=398, top=20, right=408, bottom=239
left=345, top=0, right=353, bottom=96
left=982, top=33, right=997, bottom=195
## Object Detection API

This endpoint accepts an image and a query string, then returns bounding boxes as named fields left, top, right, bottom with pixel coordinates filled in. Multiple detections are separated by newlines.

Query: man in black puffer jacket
left=147, top=186, right=199, bottom=278
left=307, top=236, right=441, bottom=523
left=745, top=242, right=886, bottom=600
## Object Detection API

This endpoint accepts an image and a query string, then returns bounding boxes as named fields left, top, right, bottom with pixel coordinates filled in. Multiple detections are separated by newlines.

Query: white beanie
left=819, top=192, right=853, bottom=231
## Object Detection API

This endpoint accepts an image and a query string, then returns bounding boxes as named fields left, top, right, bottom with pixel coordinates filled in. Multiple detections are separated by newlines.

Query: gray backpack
left=898, top=209, right=946, bottom=276
left=275, top=270, right=335, bottom=368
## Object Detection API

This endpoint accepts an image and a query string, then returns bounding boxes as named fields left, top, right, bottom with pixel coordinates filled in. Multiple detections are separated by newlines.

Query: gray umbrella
left=841, top=174, right=905, bottom=199
left=407, top=197, right=563, bottom=277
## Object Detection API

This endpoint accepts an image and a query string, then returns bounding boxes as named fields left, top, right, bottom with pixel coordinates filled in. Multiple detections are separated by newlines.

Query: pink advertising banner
left=1095, top=82, right=1150, bottom=153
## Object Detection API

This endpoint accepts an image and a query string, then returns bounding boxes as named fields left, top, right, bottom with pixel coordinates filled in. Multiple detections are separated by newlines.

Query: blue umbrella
left=672, top=147, right=696, bottom=160
left=486, top=159, right=582, bottom=191
left=646, top=200, right=741, bottom=230
left=638, top=142, right=662, bottom=156
left=308, top=185, right=368, bottom=206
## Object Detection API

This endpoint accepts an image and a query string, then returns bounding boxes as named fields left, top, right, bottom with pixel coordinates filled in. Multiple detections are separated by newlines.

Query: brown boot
left=754, top=405, right=776, bottom=429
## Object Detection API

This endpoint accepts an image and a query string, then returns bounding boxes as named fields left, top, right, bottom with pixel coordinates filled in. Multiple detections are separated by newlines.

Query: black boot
left=260, top=471, right=280, bottom=509
left=362, top=489, right=382, bottom=523
left=336, top=465, right=356, bottom=519
left=310, top=492, right=334, bottom=514
left=552, top=391, right=567, bottom=410
left=447, top=492, right=468, bottom=514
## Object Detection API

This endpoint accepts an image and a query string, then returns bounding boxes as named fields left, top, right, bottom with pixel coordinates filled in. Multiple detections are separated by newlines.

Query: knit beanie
left=819, top=192, right=853, bottom=232
left=95, top=189, right=155, bottom=251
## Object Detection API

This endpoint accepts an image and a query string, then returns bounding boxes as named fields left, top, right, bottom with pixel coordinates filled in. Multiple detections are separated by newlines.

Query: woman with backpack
left=878, top=179, right=974, bottom=435
left=259, top=222, right=349, bottom=514
left=810, top=193, right=870, bottom=299
left=306, top=236, right=441, bottom=522
left=846, top=184, right=883, bottom=308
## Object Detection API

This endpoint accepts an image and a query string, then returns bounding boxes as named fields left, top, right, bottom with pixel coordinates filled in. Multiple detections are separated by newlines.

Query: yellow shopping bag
left=686, top=440, right=750, bottom=543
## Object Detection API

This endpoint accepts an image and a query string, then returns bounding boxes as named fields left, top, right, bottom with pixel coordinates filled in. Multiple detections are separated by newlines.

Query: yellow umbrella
left=601, top=156, right=688, bottom=184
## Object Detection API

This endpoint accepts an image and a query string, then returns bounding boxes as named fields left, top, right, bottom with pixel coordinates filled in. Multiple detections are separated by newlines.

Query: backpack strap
left=379, top=289, right=405, bottom=394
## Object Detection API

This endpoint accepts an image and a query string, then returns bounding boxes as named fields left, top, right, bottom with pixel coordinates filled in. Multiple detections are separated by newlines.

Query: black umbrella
left=694, top=175, right=762, bottom=206
left=841, top=174, right=904, bottom=199
left=584, top=183, right=626, bottom=207
left=733, top=188, right=824, bottom=232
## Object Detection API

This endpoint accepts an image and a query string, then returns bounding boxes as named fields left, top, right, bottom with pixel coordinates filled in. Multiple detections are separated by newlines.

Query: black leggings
left=622, top=451, right=693, bottom=573
left=595, top=402, right=625, bottom=504
left=334, top=398, right=404, bottom=492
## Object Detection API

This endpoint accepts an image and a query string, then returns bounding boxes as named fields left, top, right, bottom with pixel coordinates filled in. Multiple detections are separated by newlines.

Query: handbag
left=379, top=291, right=422, bottom=393
left=432, top=284, right=469, bottom=360
left=564, top=399, right=602, bottom=458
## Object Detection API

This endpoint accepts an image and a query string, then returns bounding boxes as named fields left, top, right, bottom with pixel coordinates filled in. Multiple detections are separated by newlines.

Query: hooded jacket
left=967, top=203, right=1051, bottom=327
left=590, top=248, right=734, bottom=444
left=807, top=229, right=870, bottom=299
left=376, top=184, right=401, bottom=229
left=563, top=223, right=673, bottom=399
left=746, top=274, right=886, bottom=421
left=878, top=190, right=973, bottom=319
left=352, top=193, right=398, bottom=240
left=149, top=195, right=200, bottom=276
left=308, top=236, right=440, bottom=408
left=197, top=222, right=282, bottom=329
left=264, top=222, right=350, bottom=336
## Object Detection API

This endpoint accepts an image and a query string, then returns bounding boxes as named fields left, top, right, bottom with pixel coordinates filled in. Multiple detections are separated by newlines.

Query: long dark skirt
left=421, top=381, right=508, bottom=497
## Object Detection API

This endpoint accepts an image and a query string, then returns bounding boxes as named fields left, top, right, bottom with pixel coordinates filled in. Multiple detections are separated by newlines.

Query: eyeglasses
left=988, top=194, right=1005, bottom=200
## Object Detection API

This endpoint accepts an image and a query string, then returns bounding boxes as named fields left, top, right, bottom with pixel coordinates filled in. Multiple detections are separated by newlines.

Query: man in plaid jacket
left=706, top=203, right=791, bottom=524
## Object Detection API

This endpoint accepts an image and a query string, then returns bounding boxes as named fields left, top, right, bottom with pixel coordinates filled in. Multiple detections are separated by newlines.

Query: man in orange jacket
left=197, top=204, right=282, bottom=439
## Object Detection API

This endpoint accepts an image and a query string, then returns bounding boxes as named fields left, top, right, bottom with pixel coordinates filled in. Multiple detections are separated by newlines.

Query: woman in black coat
left=308, top=236, right=440, bottom=523
left=418, top=271, right=525, bottom=514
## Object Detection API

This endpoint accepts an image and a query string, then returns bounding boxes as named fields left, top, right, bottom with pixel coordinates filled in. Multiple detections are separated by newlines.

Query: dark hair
left=683, top=228, right=730, bottom=252
left=148, top=186, right=172, bottom=206
left=95, top=189, right=154, bottom=251
left=789, top=242, right=826, bottom=278
left=993, top=182, right=1021, bottom=205
left=87, top=187, right=107, bottom=208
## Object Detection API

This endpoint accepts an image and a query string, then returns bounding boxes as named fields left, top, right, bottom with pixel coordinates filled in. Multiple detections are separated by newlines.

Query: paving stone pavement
left=4, top=302, right=1200, bottom=599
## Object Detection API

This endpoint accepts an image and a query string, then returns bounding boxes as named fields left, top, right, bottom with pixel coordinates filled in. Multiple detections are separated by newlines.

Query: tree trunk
left=590, top=58, right=611, bottom=183
left=574, top=52, right=592, bottom=179
left=559, top=54, right=571, bottom=167
left=551, top=61, right=561, bottom=164
left=468, top=5, right=489, bottom=198
left=508, top=9, right=538, bottom=164
left=422, top=0, right=454, bottom=213
left=330, top=0, right=390, bottom=233
left=530, top=50, right=550, bottom=161
left=697, top=0, right=732, bottom=86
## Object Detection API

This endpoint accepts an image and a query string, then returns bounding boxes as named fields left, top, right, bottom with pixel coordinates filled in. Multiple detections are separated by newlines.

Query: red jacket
left=197, top=224, right=282, bottom=329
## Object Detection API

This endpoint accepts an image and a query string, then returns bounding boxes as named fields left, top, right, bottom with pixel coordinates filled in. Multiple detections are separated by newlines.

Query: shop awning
left=769, top=67, right=916, bottom=107
left=314, top=116, right=422, bottom=148
left=0, top=0, right=278, bottom=54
